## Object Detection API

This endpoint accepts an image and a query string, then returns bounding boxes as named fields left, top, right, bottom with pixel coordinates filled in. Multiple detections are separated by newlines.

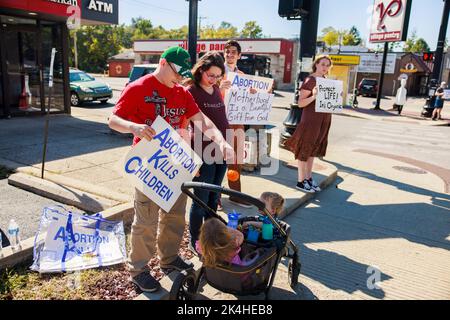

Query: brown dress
left=285, top=76, right=332, bottom=161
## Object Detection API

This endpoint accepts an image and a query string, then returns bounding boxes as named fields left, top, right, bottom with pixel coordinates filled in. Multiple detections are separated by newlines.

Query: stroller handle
left=181, top=182, right=266, bottom=211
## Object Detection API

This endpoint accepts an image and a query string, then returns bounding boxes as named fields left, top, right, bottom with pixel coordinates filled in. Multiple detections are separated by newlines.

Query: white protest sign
left=224, top=88, right=274, bottom=125
left=227, top=72, right=274, bottom=92
left=444, top=90, right=450, bottom=100
left=123, top=116, right=202, bottom=212
left=32, top=208, right=126, bottom=273
left=315, top=78, right=344, bottom=114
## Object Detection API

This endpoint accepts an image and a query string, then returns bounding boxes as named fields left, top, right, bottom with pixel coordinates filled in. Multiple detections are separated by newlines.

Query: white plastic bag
left=31, top=206, right=126, bottom=273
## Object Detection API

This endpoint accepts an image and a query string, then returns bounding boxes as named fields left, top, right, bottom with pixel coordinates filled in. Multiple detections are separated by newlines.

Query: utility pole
left=187, top=0, right=200, bottom=65
left=74, top=31, right=78, bottom=69
left=198, top=16, right=207, bottom=38
left=374, top=41, right=388, bottom=110
left=431, top=0, right=450, bottom=82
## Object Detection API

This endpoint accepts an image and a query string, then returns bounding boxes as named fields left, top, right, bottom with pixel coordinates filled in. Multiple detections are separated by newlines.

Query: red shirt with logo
left=113, top=74, right=200, bottom=146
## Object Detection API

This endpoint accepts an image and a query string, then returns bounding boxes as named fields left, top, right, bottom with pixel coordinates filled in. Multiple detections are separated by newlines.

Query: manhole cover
left=393, top=166, right=428, bottom=174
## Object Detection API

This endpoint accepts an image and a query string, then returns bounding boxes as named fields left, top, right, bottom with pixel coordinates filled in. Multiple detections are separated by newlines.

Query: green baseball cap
left=161, top=46, right=193, bottom=79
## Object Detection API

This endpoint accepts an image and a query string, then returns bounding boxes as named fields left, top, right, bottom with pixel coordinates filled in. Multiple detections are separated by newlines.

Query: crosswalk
left=344, top=122, right=450, bottom=167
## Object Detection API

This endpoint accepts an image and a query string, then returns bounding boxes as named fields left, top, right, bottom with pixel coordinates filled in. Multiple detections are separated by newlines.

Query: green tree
left=342, top=26, right=362, bottom=46
left=322, top=29, right=339, bottom=46
left=216, top=21, right=239, bottom=38
left=404, top=31, right=430, bottom=53
left=240, top=21, right=263, bottom=38
left=70, top=25, right=122, bottom=73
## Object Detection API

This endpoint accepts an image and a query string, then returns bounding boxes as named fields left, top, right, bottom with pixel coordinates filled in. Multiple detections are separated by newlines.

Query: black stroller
left=168, top=182, right=301, bottom=300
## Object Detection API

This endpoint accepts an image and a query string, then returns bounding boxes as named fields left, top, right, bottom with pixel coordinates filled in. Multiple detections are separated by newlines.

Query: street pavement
left=0, top=76, right=449, bottom=300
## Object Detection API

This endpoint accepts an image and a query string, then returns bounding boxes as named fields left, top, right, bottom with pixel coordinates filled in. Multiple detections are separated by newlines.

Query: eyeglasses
left=205, top=73, right=223, bottom=80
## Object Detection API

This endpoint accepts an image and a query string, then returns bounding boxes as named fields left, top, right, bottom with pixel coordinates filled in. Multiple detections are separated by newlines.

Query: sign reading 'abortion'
left=123, top=116, right=202, bottom=212
left=315, top=78, right=344, bottom=114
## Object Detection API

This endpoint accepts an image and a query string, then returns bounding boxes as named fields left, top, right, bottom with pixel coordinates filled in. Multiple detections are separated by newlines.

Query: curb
left=0, top=157, right=131, bottom=203
left=0, top=202, right=134, bottom=271
left=8, top=173, right=122, bottom=213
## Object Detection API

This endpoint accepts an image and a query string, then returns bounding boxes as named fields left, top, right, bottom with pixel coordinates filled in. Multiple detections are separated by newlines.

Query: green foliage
left=240, top=21, right=263, bottom=38
left=69, top=19, right=263, bottom=73
left=320, top=26, right=363, bottom=47
left=404, top=30, right=430, bottom=53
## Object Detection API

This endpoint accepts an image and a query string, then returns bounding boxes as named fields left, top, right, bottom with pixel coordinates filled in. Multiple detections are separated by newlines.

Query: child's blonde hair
left=261, top=192, right=285, bottom=216
left=199, top=218, right=238, bottom=268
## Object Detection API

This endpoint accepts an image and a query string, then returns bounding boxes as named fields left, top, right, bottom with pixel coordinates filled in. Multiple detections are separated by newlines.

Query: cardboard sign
left=224, top=88, right=274, bottom=125
left=227, top=72, right=274, bottom=92
left=123, top=116, right=202, bottom=212
left=315, top=78, right=344, bottom=114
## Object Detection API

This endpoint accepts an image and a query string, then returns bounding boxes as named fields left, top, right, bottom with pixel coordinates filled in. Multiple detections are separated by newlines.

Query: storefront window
left=3, top=24, right=42, bottom=114
left=41, top=21, right=64, bottom=112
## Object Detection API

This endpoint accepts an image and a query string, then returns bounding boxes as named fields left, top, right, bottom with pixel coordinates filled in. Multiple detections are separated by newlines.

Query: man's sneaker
left=296, top=180, right=315, bottom=193
left=308, top=178, right=321, bottom=192
left=131, top=271, right=161, bottom=293
left=161, top=256, right=194, bottom=272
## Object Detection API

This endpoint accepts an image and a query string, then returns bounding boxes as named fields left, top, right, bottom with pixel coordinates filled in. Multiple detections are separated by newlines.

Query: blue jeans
left=189, top=163, right=227, bottom=246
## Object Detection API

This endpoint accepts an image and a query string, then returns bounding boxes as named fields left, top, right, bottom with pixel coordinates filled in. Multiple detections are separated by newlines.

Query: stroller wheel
left=168, top=270, right=197, bottom=300
left=288, top=259, right=301, bottom=290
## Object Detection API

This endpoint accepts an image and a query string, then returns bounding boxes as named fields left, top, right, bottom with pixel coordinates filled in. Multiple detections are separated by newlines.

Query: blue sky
left=119, top=0, right=449, bottom=50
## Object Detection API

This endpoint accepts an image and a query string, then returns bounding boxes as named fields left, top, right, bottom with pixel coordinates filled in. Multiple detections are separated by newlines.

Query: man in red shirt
left=109, top=46, right=234, bottom=293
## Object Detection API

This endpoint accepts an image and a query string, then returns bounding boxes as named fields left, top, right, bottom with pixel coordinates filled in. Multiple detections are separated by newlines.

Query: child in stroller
left=196, top=192, right=285, bottom=268
left=173, top=182, right=300, bottom=300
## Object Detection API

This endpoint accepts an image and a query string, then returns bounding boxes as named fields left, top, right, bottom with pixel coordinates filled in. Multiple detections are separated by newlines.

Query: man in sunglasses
left=109, top=46, right=234, bottom=293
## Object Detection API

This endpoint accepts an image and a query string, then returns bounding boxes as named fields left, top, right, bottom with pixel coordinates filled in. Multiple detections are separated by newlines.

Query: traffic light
left=278, top=0, right=309, bottom=19
left=423, top=52, right=434, bottom=62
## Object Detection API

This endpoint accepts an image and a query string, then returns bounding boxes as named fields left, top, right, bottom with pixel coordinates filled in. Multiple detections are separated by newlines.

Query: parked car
left=69, top=68, right=113, bottom=106
left=357, top=78, right=378, bottom=97
left=127, top=64, right=158, bottom=85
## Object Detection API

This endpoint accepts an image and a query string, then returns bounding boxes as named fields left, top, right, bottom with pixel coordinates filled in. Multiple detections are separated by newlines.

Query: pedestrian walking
left=108, top=46, right=234, bottom=293
left=284, top=55, right=333, bottom=193
left=432, top=81, right=446, bottom=121
left=183, top=51, right=231, bottom=253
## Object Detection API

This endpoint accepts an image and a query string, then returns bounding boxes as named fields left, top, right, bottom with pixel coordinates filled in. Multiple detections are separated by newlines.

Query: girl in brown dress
left=285, top=55, right=333, bottom=193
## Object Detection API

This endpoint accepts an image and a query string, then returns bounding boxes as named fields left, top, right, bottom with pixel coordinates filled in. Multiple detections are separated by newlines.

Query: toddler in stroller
left=174, top=182, right=301, bottom=300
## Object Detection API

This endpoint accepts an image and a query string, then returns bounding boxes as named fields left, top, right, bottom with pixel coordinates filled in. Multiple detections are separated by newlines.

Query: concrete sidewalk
left=0, top=111, right=337, bottom=272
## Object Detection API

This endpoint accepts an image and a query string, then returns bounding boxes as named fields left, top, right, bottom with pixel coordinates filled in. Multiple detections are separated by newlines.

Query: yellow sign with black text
left=329, top=55, right=361, bottom=66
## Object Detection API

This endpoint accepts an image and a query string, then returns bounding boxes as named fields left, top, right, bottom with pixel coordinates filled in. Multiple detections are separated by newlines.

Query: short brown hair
left=224, top=40, right=242, bottom=54
left=312, top=55, right=332, bottom=73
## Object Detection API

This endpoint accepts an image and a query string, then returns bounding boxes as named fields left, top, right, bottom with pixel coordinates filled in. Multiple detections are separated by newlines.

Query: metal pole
left=187, top=0, right=199, bottom=65
left=41, top=48, right=56, bottom=179
left=431, top=0, right=450, bottom=82
left=74, top=31, right=78, bottom=69
left=374, top=41, right=388, bottom=110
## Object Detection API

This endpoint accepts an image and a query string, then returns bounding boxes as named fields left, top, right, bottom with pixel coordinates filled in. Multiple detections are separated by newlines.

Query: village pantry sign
left=369, top=0, right=412, bottom=43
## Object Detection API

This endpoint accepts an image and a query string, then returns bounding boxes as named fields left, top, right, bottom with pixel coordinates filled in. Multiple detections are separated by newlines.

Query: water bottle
left=227, top=211, right=241, bottom=229
left=8, top=219, right=21, bottom=252
left=261, top=217, right=273, bottom=241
